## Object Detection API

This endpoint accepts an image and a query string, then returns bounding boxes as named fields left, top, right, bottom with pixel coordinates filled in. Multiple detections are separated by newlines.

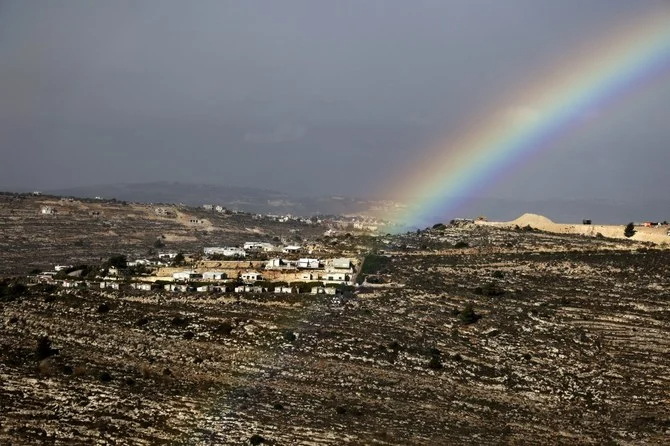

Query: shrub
left=36, top=336, right=58, bottom=360
left=454, top=241, right=469, bottom=249
left=107, top=255, right=127, bottom=269
left=99, top=372, right=113, bottom=382
left=474, top=282, right=505, bottom=297
left=97, top=303, right=110, bottom=313
left=491, top=270, right=504, bottom=279
left=171, top=315, right=189, bottom=326
left=624, top=222, right=636, bottom=238
left=283, top=330, right=297, bottom=342
left=249, top=434, right=266, bottom=445
left=0, top=281, right=29, bottom=301
left=357, top=254, right=391, bottom=284
left=428, top=356, right=443, bottom=370
left=427, top=347, right=443, bottom=369
left=213, top=321, right=233, bottom=336
left=458, top=303, right=481, bottom=325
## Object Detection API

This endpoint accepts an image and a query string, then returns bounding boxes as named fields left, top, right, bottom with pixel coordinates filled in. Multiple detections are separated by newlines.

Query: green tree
left=624, top=222, right=636, bottom=238
left=172, top=252, right=185, bottom=266
left=107, top=255, right=127, bottom=269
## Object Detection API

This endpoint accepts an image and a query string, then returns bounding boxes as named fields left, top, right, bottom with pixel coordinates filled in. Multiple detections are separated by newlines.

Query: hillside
left=0, top=193, right=324, bottom=276
left=1, top=221, right=669, bottom=443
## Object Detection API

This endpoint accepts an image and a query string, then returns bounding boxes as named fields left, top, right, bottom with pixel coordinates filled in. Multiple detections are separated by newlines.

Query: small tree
left=624, top=222, right=636, bottom=238
left=107, top=255, right=127, bottom=269
left=172, top=252, right=185, bottom=266
left=459, top=303, right=481, bottom=325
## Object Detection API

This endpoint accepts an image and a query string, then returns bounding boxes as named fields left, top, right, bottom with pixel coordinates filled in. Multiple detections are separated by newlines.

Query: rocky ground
left=1, top=215, right=670, bottom=444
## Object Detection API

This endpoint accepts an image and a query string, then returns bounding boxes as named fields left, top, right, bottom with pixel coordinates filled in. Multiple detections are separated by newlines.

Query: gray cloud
left=244, top=124, right=307, bottom=145
left=0, top=0, right=668, bottom=203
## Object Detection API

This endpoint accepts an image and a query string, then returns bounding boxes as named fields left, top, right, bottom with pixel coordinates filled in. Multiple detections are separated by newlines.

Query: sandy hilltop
left=478, top=213, right=670, bottom=245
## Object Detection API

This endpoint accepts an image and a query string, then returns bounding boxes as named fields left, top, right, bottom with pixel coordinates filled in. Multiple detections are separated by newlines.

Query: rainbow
left=387, top=9, right=670, bottom=228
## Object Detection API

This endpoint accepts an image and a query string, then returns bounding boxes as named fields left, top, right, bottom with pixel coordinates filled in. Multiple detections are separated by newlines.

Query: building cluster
left=35, top=237, right=357, bottom=296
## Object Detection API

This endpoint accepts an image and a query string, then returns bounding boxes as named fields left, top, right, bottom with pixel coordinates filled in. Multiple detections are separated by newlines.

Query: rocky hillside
left=1, top=224, right=669, bottom=444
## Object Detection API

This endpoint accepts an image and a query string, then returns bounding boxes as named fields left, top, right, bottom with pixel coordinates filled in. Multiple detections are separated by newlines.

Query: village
left=33, top=239, right=361, bottom=296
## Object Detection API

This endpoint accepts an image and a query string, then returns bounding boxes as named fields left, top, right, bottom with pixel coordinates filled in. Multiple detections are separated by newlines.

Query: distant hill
left=46, top=182, right=383, bottom=217
left=406, top=196, right=670, bottom=228
left=45, top=182, right=670, bottom=225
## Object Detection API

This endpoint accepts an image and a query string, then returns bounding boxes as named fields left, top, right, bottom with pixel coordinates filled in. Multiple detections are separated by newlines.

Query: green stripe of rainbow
left=388, top=10, right=670, bottom=227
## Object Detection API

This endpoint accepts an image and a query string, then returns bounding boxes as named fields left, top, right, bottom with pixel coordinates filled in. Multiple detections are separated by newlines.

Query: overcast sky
left=1, top=0, right=669, bottom=201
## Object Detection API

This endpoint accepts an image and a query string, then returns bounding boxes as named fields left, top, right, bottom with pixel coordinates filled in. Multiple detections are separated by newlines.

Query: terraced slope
left=1, top=226, right=669, bottom=444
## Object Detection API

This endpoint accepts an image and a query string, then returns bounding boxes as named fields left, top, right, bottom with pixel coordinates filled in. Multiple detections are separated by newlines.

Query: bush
left=357, top=255, right=391, bottom=284
left=474, top=282, right=505, bottom=297
left=283, top=330, right=297, bottom=342
left=458, top=303, right=481, bottom=325
left=454, top=241, right=469, bottom=249
left=36, top=336, right=58, bottom=360
left=249, top=434, right=266, bottom=445
left=428, top=356, right=443, bottom=370
left=107, top=255, right=127, bottom=269
left=427, top=347, right=443, bottom=369
left=213, top=321, right=233, bottom=335
left=0, top=281, right=29, bottom=301
left=624, top=222, right=636, bottom=238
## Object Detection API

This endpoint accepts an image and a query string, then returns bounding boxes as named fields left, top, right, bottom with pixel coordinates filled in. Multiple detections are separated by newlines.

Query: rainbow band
left=389, top=10, right=670, bottom=227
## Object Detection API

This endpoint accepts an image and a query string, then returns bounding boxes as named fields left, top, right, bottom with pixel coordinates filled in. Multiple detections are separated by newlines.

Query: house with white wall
left=203, top=271, right=227, bottom=281
left=241, top=271, right=263, bottom=283
left=297, top=258, right=320, bottom=269
left=173, top=271, right=202, bottom=282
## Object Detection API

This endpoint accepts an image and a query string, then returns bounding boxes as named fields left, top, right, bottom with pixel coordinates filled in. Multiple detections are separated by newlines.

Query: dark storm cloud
left=0, top=0, right=668, bottom=199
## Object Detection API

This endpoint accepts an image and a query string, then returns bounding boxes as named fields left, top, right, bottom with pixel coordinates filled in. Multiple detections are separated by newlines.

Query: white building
left=173, top=271, right=202, bottom=281
left=203, top=247, right=246, bottom=258
left=323, top=272, right=349, bottom=283
left=331, top=258, right=352, bottom=270
left=158, top=252, right=179, bottom=260
left=265, top=258, right=293, bottom=270
left=100, top=281, right=120, bottom=290
left=311, top=286, right=339, bottom=295
left=244, top=242, right=277, bottom=252
left=203, top=271, right=227, bottom=281
left=235, top=285, right=263, bottom=293
left=54, top=265, right=73, bottom=272
left=282, top=245, right=302, bottom=254
left=41, top=206, right=57, bottom=215
left=203, top=204, right=214, bottom=210
left=297, top=258, right=320, bottom=269
left=274, top=286, right=295, bottom=294
left=131, top=283, right=152, bottom=291
left=165, top=284, right=187, bottom=292
left=241, top=271, right=263, bottom=283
